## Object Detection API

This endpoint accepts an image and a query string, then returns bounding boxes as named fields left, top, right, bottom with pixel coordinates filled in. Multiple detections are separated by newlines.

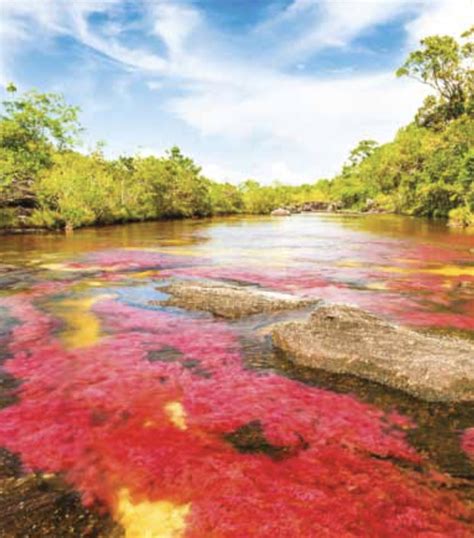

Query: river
left=0, top=213, right=473, bottom=537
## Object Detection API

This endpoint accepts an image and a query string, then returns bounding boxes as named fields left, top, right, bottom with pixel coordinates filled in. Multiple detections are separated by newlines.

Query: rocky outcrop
left=154, top=279, right=317, bottom=319
left=0, top=179, right=37, bottom=230
left=269, top=202, right=344, bottom=215
left=272, top=304, right=474, bottom=402
left=271, top=208, right=291, bottom=216
left=302, top=201, right=333, bottom=212
left=0, top=470, right=121, bottom=537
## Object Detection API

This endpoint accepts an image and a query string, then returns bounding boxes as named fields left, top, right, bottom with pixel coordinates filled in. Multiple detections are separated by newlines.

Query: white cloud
left=146, top=80, right=164, bottom=91
left=0, top=0, right=167, bottom=82
left=405, top=0, right=473, bottom=44
left=1, top=0, right=472, bottom=183
left=201, top=162, right=246, bottom=184
left=257, top=0, right=417, bottom=61
left=151, top=1, right=202, bottom=57
left=172, top=70, right=426, bottom=182
left=164, top=0, right=471, bottom=182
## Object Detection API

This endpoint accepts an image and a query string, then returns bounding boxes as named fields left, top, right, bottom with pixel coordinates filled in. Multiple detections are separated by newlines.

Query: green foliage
left=327, top=28, right=474, bottom=226
left=0, top=208, right=18, bottom=227
left=396, top=28, right=473, bottom=126
left=134, top=147, right=212, bottom=219
left=239, top=179, right=330, bottom=214
left=448, top=206, right=473, bottom=227
left=34, top=152, right=118, bottom=228
left=209, top=182, right=244, bottom=215
left=346, top=140, right=379, bottom=167
left=31, top=148, right=217, bottom=228
left=0, top=86, right=81, bottom=192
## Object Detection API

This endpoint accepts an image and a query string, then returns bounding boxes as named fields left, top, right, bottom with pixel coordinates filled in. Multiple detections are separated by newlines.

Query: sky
left=0, top=0, right=472, bottom=184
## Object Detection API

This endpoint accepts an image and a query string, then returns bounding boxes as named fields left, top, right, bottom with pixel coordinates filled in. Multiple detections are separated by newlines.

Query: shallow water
left=0, top=213, right=473, bottom=537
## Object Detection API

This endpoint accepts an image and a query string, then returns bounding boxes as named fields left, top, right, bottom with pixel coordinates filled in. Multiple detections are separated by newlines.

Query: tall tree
left=396, top=27, right=474, bottom=126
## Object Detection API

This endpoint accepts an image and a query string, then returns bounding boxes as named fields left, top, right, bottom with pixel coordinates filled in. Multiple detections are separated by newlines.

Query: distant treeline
left=0, top=28, right=472, bottom=230
left=0, top=85, right=329, bottom=229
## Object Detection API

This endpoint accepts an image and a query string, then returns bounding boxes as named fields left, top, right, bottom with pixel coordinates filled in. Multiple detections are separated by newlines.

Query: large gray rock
left=271, top=208, right=291, bottom=216
left=272, top=304, right=474, bottom=402
left=155, top=279, right=317, bottom=319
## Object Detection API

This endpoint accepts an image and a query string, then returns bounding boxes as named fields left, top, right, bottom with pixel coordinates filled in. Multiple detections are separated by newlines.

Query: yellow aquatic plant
left=164, top=401, right=187, bottom=431
left=54, top=294, right=113, bottom=349
left=116, top=489, right=190, bottom=538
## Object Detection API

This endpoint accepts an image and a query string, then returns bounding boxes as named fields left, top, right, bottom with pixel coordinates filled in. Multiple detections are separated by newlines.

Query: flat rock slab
left=272, top=304, right=474, bottom=402
left=155, top=279, right=317, bottom=319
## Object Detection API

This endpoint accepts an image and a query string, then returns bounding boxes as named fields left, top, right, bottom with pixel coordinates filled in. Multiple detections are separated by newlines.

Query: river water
left=0, top=213, right=473, bottom=537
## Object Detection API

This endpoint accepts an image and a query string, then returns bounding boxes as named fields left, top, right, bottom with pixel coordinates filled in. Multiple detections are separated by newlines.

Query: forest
left=0, top=28, right=472, bottom=230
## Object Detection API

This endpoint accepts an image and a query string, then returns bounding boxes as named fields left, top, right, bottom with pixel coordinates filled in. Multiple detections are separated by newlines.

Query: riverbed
left=0, top=213, right=473, bottom=536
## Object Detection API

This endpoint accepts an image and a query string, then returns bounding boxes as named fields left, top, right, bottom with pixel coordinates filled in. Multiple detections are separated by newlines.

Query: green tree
left=347, top=140, right=379, bottom=167
left=0, top=85, right=81, bottom=191
left=397, top=28, right=474, bottom=126
left=209, top=182, right=243, bottom=215
left=133, top=149, right=212, bottom=219
left=33, top=152, right=119, bottom=229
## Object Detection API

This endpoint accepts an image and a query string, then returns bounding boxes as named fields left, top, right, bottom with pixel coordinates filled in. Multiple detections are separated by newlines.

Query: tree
left=347, top=140, right=379, bottom=167
left=33, top=152, right=119, bottom=229
left=133, top=149, right=212, bottom=219
left=396, top=28, right=474, bottom=125
left=0, top=85, right=81, bottom=191
left=209, top=182, right=243, bottom=215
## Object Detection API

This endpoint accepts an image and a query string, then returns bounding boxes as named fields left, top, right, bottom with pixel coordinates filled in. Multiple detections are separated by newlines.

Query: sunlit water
left=0, top=214, right=473, bottom=536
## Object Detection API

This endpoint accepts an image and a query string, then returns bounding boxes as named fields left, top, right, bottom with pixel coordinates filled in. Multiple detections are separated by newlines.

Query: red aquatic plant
left=0, top=287, right=472, bottom=536
left=462, top=428, right=474, bottom=460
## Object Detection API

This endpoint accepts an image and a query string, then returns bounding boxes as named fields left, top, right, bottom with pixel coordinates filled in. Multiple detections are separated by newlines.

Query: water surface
left=0, top=214, right=473, bottom=537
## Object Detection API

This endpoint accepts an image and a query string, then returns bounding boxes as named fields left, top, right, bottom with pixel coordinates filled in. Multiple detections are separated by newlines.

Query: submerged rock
left=272, top=304, right=474, bottom=402
left=155, top=279, right=317, bottom=318
left=270, top=208, right=291, bottom=216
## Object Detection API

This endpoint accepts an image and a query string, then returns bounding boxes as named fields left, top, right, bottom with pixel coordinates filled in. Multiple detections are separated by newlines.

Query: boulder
left=154, top=279, right=317, bottom=319
left=271, top=208, right=291, bottom=216
left=272, top=304, right=474, bottom=402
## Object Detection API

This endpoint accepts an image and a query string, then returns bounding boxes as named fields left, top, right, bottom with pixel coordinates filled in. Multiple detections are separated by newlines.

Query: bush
left=448, top=206, right=473, bottom=227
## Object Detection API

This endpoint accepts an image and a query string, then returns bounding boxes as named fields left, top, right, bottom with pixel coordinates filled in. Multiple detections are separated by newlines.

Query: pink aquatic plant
left=71, top=249, right=201, bottom=272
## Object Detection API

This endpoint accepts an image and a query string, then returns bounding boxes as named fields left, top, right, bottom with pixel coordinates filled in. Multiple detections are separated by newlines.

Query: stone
left=272, top=304, right=474, bottom=402
left=0, top=264, right=17, bottom=274
left=271, top=208, right=291, bottom=216
left=154, top=279, right=317, bottom=319
left=0, top=472, right=121, bottom=537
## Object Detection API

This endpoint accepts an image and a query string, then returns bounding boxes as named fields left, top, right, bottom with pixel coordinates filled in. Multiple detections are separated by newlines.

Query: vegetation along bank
left=0, top=28, right=472, bottom=231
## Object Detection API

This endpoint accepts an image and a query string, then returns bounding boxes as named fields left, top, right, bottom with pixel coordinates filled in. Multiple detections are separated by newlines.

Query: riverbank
left=2, top=204, right=472, bottom=236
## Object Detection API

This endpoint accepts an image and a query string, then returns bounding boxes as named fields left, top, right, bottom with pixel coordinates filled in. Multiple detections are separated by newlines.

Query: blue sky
left=0, top=0, right=472, bottom=184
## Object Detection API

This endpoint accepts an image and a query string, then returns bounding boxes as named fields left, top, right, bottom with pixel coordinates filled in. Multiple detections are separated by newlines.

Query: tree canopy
left=0, top=85, right=80, bottom=191
left=397, top=27, right=474, bottom=126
